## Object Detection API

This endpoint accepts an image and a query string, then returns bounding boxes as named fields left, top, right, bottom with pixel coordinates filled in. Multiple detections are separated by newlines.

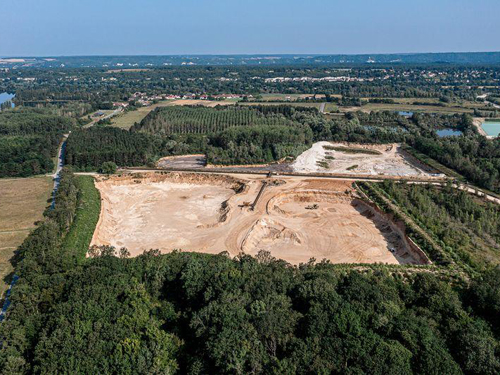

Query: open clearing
left=292, top=142, right=437, bottom=177
left=111, top=101, right=174, bottom=129
left=91, top=172, right=429, bottom=265
left=0, top=177, right=52, bottom=294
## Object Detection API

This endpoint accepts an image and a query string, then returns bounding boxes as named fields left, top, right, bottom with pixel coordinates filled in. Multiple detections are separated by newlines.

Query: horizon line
left=2, top=50, right=500, bottom=59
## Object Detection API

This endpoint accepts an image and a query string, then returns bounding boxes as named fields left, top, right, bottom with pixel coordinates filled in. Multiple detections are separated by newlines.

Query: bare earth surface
left=157, top=154, right=207, bottom=169
left=292, top=142, right=433, bottom=177
left=91, top=172, right=425, bottom=265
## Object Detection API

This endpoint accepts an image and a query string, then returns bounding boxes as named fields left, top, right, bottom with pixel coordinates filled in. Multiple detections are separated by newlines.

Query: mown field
left=0, top=176, right=52, bottom=295
left=62, top=175, right=101, bottom=260
left=111, top=102, right=173, bottom=130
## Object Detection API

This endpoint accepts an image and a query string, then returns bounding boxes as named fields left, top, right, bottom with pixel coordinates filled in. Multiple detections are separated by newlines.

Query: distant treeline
left=4, top=64, right=499, bottom=106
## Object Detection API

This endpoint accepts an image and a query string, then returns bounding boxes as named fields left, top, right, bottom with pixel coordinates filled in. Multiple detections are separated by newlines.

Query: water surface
left=0, top=92, right=15, bottom=108
left=398, top=111, right=413, bottom=117
left=482, top=121, right=500, bottom=137
left=437, top=129, right=462, bottom=137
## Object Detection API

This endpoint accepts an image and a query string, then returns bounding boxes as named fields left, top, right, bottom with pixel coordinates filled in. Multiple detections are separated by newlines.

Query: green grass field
left=62, top=175, right=101, bottom=259
left=111, top=108, right=153, bottom=129
left=324, top=103, right=339, bottom=112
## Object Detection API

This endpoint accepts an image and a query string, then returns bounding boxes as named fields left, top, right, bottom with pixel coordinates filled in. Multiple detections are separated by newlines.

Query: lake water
left=482, top=121, right=500, bottom=137
left=0, top=92, right=15, bottom=108
left=398, top=111, right=414, bottom=117
left=437, top=129, right=462, bottom=137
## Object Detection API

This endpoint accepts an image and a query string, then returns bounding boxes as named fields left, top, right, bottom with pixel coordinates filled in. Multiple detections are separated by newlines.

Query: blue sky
left=1, top=0, right=499, bottom=56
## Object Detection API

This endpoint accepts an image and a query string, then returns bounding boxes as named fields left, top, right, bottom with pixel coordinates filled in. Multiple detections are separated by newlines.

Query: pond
left=437, top=129, right=462, bottom=137
left=0, top=92, right=15, bottom=108
left=482, top=121, right=500, bottom=137
left=398, top=111, right=413, bottom=117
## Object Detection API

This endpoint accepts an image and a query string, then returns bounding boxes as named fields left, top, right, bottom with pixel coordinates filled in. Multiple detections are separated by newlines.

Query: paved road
left=53, top=133, right=69, bottom=178
left=50, top=133, right=70, bottom=208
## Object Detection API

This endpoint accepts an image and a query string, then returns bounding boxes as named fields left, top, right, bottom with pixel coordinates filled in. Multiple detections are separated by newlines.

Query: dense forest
left=2, top=170, right=500, bottom=374
left=64, top=127, right=164, bottom=170
left=0, top=108, right=75, bottom=177
left=207, top=125, right=313, bottom=165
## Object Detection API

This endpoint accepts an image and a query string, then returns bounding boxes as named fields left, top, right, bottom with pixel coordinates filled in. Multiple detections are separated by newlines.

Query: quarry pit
left=91, top=172, right=429, bottom=265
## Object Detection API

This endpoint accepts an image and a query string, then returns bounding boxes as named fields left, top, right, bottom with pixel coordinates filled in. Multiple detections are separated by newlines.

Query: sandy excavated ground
left=292, top=142, right=433, bottom=177
left=91, top=172, right=426, bottom=265
left=157, top=154, right=207, bottom=169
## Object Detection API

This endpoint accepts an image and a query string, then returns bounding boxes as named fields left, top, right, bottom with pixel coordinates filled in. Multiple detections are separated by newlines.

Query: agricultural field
left=0, top=177, right=52, bottom=295
left=90, top=172, right=428, bottom=265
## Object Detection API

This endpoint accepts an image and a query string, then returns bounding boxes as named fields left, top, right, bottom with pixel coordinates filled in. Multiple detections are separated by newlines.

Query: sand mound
left=292, top=141, right=431, bottom=177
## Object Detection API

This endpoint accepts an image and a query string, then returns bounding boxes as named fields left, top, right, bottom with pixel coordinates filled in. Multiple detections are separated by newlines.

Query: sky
left=1, top=0, right=500, bottom=56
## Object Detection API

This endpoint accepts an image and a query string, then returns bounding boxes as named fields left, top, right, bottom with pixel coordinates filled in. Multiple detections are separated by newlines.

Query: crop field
left=90, top=172, right=428, bottom=265
left=0, top=176, right=52, bottom=294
